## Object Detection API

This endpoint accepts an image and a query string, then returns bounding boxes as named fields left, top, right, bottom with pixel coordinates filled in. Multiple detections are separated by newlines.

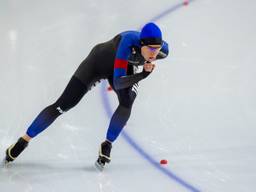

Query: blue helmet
left=140, top=22, right=162, bottom=45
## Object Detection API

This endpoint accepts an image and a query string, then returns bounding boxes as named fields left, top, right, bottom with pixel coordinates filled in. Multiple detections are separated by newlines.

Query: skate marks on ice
left=1, top=158, right=9, bottom=168
left=94, top=158, right=111, bottom=172
left=0, top=160, right=98, bottom=183
left=0, top=159, right=118, bottom=192
left=95, top=160, right=105, bottom=171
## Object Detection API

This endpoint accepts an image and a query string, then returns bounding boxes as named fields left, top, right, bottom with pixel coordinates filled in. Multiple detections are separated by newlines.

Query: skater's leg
left=106, top=87, right=137, bottom=142
left=106, top=105, right=132, bottom=142
left=26, top=76, right=88, bottom=138
left=96, top=86, right=137, bottom=168
left=5, top=76, right=88, bottom=163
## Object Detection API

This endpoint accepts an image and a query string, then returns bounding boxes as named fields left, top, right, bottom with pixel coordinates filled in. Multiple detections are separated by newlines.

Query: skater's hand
left=143, top=62, right=155, bottom=72
left=142, top=62, right=155, bottom=78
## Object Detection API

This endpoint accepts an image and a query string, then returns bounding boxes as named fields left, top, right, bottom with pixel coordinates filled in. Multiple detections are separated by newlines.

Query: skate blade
left=1, top=158, right=10, bottom=168
left=94, top=160, right=104, bottom=171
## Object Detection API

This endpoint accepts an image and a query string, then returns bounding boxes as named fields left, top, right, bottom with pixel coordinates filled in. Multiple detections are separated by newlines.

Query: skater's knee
left=119, top=95, right=136, bottom=109
left=52, top=97, right=76, bottom=114
left=54, top=94, right=82, bottom=113
left=48, top=102, right=66, bottom=115
left=118, top=88, right=137, bottom=109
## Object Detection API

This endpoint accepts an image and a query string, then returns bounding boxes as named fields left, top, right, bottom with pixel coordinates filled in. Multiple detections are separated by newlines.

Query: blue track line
left=150, top=0, right=196, bottom=23
left=100, top=1, right=201, bottom=191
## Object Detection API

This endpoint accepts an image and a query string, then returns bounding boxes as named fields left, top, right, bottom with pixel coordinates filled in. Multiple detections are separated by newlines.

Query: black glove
left=142, top=69, right=151, bottom=78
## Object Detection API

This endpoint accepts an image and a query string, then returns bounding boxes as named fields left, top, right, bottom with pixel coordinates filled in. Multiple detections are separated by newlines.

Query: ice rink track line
left=100, top=1, right=200, bottom=192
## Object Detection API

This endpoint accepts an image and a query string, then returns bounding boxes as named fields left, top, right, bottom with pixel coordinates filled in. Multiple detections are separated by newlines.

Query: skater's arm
left=113, top=56, right=152, bottom=90
left=112, top=34, right=142, bottom=90
left=112, top=33, right=156, bottom=90
left=113, top=70, right=151, bottom=90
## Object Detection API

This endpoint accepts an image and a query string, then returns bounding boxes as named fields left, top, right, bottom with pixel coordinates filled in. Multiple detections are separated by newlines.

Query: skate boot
left=4, top=137, right=29, bottom=164
left=95, top=140, right=112, bottom=171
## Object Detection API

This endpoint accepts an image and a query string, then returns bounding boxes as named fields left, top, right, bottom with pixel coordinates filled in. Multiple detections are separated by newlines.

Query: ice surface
left=1, top=0, right=256, bottom=191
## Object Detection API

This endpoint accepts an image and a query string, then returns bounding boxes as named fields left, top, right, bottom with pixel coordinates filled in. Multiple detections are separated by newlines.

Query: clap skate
left=95, top=140, right=112, bottom=171
left=4, top=137, right=28, bottom=165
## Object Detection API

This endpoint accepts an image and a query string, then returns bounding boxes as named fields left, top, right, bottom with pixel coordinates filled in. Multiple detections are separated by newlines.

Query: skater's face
left=141, top=44, right=162, bottom=62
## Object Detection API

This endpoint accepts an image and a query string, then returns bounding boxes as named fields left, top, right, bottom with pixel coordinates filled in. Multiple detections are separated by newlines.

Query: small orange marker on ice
left=183, top=0, right=189, bottom=6
left=107, top=86, right=113, bottom=91
left=160, top=159, right=168, bottom=165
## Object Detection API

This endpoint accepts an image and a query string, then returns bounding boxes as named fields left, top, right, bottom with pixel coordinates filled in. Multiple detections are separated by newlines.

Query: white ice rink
left=1, top=0, right=256, bottom=191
